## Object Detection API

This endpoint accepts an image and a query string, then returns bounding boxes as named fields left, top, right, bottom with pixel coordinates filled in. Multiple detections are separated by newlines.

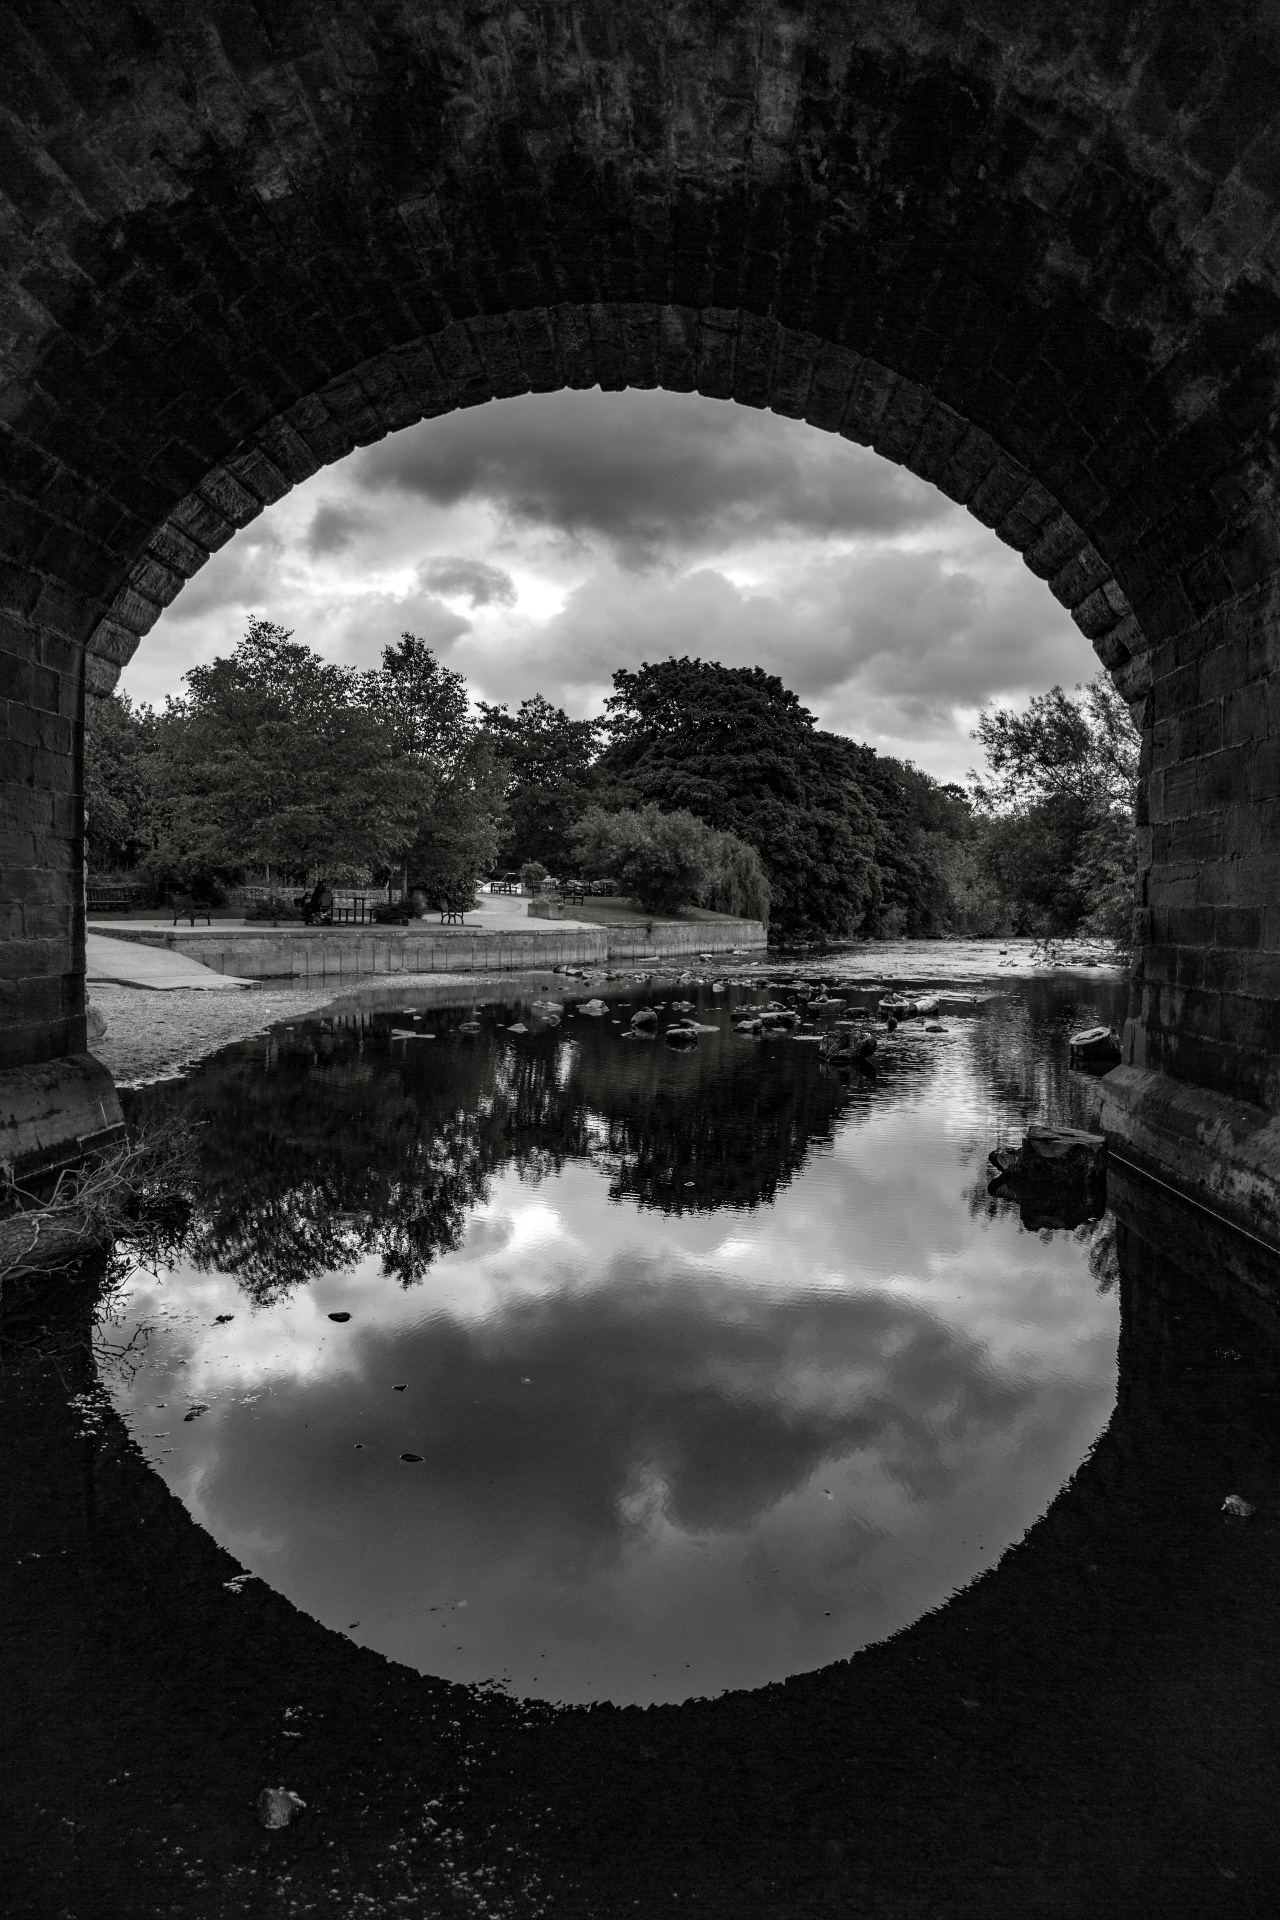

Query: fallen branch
left=0, top=1123, right=198, bottom=1295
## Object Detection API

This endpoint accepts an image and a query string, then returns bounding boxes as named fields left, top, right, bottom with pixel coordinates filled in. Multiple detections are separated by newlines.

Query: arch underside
left=85, top=305, right=1149, bottom=718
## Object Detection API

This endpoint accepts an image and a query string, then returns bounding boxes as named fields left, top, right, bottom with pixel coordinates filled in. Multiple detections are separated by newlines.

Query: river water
left=102, top=944, right=1129, bottom=1706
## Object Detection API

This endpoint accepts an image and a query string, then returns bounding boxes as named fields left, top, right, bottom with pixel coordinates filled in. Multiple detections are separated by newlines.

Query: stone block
left=1166, top=904, right=1216, bottom=947
left=1201, top=743, right=1252, bottom=809
left=1217, top=905, right=1265, bottom=949
left=1177, top=701, right=1224, bottom=760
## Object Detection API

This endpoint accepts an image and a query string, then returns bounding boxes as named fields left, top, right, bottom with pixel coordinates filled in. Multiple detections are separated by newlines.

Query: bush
left=520, top=859, right=549, bottom=892
left=136, top=846, right=235, bottom=908
left=571, top=804, right=768, bottom=919
left=244, top=896, right=303, bottom=922
left=701, top=829, right=771, bottom=922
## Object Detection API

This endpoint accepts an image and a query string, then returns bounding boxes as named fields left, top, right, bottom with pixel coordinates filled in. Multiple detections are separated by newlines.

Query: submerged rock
left=822, top=1031, right=877, bottom=1065
left=258, top=1787, right=306, bottom=1830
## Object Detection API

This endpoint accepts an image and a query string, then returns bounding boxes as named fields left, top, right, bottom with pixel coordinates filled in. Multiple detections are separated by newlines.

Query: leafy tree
left=572, top=802, right=769, bottom=919
left=166, top=618, right=428, bottom=884
left=970, top=675, right=1138, bottom=943
left=84, top=694, right=168, bottom=874
left=701, top=827, right=772, bottom=922
left=363, top=633, right=504, bottom=908
left=595, top=658, right=879, bottom=941
left=478, top=694, right=600, bottom=872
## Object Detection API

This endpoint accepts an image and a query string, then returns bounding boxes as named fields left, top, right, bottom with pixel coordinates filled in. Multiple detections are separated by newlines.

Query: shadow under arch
left=4, top=1166, right=1279, bottom=1915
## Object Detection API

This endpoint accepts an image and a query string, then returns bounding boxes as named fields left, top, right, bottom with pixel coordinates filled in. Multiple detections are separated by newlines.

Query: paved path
left=86, top=932, right=254, bottom=991
left=90, top=892, right=599, bottom=935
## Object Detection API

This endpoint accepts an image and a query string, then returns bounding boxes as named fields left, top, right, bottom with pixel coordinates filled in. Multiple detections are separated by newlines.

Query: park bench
left=170, top=892, right=211, bottom=926
left=439, top=907, right=467, bottom=925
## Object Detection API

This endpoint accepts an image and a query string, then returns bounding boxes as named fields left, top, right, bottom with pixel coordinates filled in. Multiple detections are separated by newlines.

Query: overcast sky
left=123, top=389, right=1097, bottom=784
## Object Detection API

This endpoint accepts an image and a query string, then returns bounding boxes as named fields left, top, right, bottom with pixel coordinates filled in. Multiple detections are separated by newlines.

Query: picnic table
left=330, top=895, right=380, bottom=925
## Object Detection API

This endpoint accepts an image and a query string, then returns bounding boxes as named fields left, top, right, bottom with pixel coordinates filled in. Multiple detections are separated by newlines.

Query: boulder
left=1068, top=1025, right=1122, bottom=1068
left=1022, top=1124, right=1107, bottom=1185
left=987, top=1124, right=1107, bottom=1230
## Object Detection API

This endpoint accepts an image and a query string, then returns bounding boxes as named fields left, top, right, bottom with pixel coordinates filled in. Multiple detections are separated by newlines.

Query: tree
left=363, top=633, right=504, bottom=908
left=167, top=618, right=428, bottom=884
left=478, top=694, right=600, bottom=872
left=595, top=658, right=880, bottom=940
left=572, top=803, right=769, bottom=919
left=84, top=694, right=168, bottom=874
left=970, top=675, right=1139, bottom=943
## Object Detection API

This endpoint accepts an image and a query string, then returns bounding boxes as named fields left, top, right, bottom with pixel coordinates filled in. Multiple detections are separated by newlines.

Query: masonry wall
left=1131, top=581, right=1280, bottom=1111
left=92, top=919, right=766, bottom=982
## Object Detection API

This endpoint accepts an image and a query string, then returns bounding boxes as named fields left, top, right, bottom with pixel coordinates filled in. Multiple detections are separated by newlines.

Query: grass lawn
left=548, top=897, right=746, bottom=926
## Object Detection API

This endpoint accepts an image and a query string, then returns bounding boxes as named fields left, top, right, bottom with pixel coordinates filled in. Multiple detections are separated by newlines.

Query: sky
left=123, top=388, right=1099, bottom=784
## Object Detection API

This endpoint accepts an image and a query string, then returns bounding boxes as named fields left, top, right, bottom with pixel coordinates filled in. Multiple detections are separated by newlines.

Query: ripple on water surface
left=101, top=960, right=1125, bottom=1705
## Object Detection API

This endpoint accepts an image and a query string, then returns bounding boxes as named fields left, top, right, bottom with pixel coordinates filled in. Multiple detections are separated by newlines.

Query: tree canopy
left=595, top=658, right=881, bottom=941
left=969, top=675, right=1139, bottom=944
left=572, top=803, right=771, bottom=919
left=85, top=613, right=1136, bottom=950
left=478, top=693, right=600, bottom=873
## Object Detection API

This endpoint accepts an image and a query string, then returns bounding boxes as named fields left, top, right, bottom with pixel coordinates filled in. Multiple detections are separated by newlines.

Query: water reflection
left=105, top=961, right=1127, bottom=1704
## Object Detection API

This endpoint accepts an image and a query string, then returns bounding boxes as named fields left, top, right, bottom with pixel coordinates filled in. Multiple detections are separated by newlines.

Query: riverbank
left=87, top=908, right=766, bottom=983
left=88, top=975, right=478, bottom=1087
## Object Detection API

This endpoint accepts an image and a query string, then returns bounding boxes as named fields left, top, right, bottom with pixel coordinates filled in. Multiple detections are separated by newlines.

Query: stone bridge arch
left=4, top=1, right=1280, bottom=1235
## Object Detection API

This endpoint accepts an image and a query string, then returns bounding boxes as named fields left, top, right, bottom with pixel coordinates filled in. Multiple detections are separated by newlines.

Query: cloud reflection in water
left=106, top=971, right=1122, bottom=1704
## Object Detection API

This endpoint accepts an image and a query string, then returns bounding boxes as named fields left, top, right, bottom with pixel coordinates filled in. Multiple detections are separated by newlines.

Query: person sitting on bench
left=171, top=891, right=211, bottom=926
left=303, top=878, right=334, bottom=926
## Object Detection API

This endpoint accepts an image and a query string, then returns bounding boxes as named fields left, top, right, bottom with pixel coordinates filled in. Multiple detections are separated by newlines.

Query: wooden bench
left=171, top=892, right=211, bottom=926
left=439, top=907, right=467, bottom=925
left=87, top=886, right=145, bottom=915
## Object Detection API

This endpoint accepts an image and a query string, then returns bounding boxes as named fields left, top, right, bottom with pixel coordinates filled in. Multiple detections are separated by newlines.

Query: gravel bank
left=88, top=975, right=476, bottom=1086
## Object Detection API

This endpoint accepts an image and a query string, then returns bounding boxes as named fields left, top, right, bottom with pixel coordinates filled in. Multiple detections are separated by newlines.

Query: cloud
left=355, top=389, right=954, bottom=568
left=305, top=501, right=372, bottom=556
left=156, top=524, right=285, bottom=627
left=451, top=543, right=1088, bottom=765
left=335, top=586, right=472, bottom=667
left=125, top=388, right=1101, bottom=780
left=421, top=556, right=517, bottom=607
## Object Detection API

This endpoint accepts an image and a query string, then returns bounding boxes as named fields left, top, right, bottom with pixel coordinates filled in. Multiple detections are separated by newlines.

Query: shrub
left=520, top=859, right=549, bottom=892
left=701, top=829, right=771, bottom=922
left=571, top=804, right=768, bottom=919
left=245, top=896, right=303, bottom=922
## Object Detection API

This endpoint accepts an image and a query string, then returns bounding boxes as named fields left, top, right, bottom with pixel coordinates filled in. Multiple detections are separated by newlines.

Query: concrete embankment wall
left=94, top=918, right=766, bottom=981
